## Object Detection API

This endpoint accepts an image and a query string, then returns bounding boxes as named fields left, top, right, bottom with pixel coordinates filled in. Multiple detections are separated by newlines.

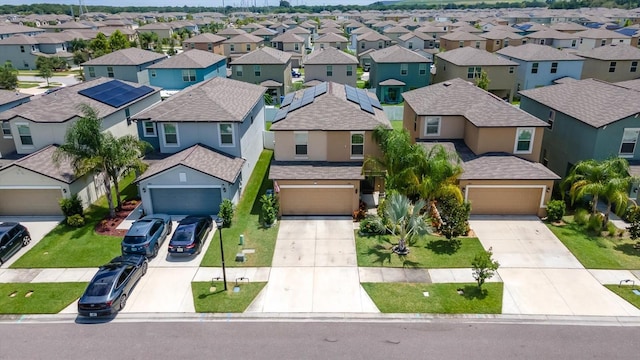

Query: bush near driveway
left=0, top=283, right=87, bottom=314
left=192, top=281, right=266, bottom=313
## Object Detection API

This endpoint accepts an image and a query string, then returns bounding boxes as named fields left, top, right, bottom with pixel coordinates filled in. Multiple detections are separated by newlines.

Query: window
left=351, top=132, right=364, bottom=158
left=522, top=39, right=527, bottom=45
left=632, top=61, right=638, bottom=72
left=125, top=107, right=131, bottom=121
left=475, top=41, right=481, bottom=49
left=182, top=69, right=196, bottom=82
left=400, top=63, right=408, bottom=76
left=346, top=65, right=353, bottom=76
left=601, top=39, right=606, bottom=46
left=107, top=66, right=114, bottom=78
left=88, top=66, right=95, bottom=77
left=496, top=40, right=501, bottom=45
left=230, top=44, right=235, bottom=52
left=467, top=66, right=481, bottom=79
left=531, top=62, right=538, bottom=74
left=207, top=43, right=212, bottom=51
left=620, top=128, right=640, bottom=156
left=246, top=44, right=251, bottom=51
left=294, top=131, right=308, bottom=157
left=550, top=62, right=558, bottom=74
left=542, top=148, right=549, bottom=167
left=326, top=65, right=333, bottom=76
left=514, top=128, right=534, bottom=154
left=1, top=122, right=11, bottom=138
left=504, top=39, right=509, bottom=47
left=20, top=45, right=25, bottom=53
left=609, top=61, right=616, bottom=73
left=424, top=117, right=441, bottom=136
left=254, top=65, right=261, bottom=76
left=378, top=41, right=383, bottom=49
left=235, top=65, right=243, bottom=77
left=150, top=69, right=156, bottom=77
left=16, top=123, right=33, bottom=146
left=162, top=123, right=178, bottom=147
left=143, top=121, right=156, bottom=137
left=419, top=63, right=427, bottom=75
left=509, top=66, right=514, bottom=74
left=571, top=39, right=577, bottom=47
left=219, top=123, right=234, bottom=146
left=360, top=42, right=365, bottom=49
left=320, top=43, right=324, bottom=49
left=294, top=43, right=300, bottom=51
left=548, top=109, right=555, bottom=130
left=540, top=39, right=545, bottom=45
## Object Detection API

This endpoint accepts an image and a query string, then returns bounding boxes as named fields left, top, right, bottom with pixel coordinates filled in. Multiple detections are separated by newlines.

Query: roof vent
left=443, top=81, right=451, bottom=87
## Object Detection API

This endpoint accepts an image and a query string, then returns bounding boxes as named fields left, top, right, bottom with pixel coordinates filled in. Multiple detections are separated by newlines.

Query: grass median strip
left=192, top=281, right=266, bottom=313
left=0, top=283, right=87, bottom=314
left=604, top=285, right=640, bottom=309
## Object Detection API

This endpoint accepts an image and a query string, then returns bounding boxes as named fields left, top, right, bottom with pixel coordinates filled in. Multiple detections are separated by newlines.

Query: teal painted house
left=368, top=45, right=431, bottom=104
left=147, top=49, right=227, bottom=91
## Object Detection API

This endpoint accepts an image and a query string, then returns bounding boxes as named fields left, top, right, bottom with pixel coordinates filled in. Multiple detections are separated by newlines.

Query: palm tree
left=384, top=193, right=432, bottom=255
left=416, top=144, right=464, bottom=205
left=103, top=134, right=149, bottom=209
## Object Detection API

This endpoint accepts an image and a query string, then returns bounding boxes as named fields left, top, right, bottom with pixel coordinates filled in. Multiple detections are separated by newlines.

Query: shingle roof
left=137, top=144, right=245, bottom=183
left=351, top=27, right=375, bottom=35
left=271, top=31, right=304, bottom=43
left=269, top=161, right=364, bottom=180
left=497, top=43, right=583, bottom=61
left=260, top=79, right=282, bottom=87
left=575, top=28, right=629, bottom=39
left=270, top=82, right=391, bottom=131
left=436, top=46, right=518, bottom=66
left=615, top=78, right=640, bottom=91
left=415, top=25, right=447, bottom=33
left=222, top=33, right=263, bottom=44
left=289, top=26, right=311, bottom=35
left=379, top=79, right=406, bottom=86
left=479, top=29, right=524, bottom=40
left=403, top=78, right=548, bottom=128
left=315, top=32, right=349, bottom=43
left=357, top=31, right=391, bottom=42
left=369, top=45, right=430, bottom=63
left=183, top=33, right=226, bottom=44
left=550, top=22, right=588, bottom=32
left=138, top=22, right=173, bottom=31
left=440, top=31, right=485, bottom=41
left=383, top=26, right=411, bottom=34
left=0, top=24, right=45, bottom=36
left=82, top=48, right=166, bottom=66
left=230, top=46, right=291, bottom=65
left=304, top=47, right=358, bottom=65
left=0, top=34, right=39, bottom=45
left=216, top=27, right=247, bottom=36
left=519, top=78, right=640, bottom=128
left=147, top=49, right=225, bottom=69
left=1, top=145, right=77, bottom=183
left=398, top=31, right=433, bottom=42
left=460, top=154, right=560, bottom=180
left=251, top=27, right=278, bottom=36
left=576, top=44, right=640, bottom=60
left=133, top=77, right=265, bottom=123
left=525, top=28, right=578, bottom=40
left=0, top=90, right=30, bottom=107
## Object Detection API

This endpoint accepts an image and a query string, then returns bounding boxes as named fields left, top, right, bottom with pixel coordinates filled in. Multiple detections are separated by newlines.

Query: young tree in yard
left=0, top=61, right=18, bottom=90
left=436, top=194, right=471, bottom=245
left=384, top=192, right=432, bottom=255
left=139, top=32, right=158, bottom=50
left=89, top=32, right=110, bottom=57
left=472, top=247, right=500, bottom=291
left=35, top=56, right=54, bottom=87
left=475, top=70, right=490, bottom=90
left=108, top=30, right=130, bottom=51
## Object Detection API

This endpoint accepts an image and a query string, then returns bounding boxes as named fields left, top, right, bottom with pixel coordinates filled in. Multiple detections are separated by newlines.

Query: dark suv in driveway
left=0, top=222, right=31, bottom=265
left=121, top=214, right=172, bottom=258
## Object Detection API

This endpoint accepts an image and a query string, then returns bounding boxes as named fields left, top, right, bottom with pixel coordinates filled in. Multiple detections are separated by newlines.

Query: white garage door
left=0, top=189, right=63, bottom=216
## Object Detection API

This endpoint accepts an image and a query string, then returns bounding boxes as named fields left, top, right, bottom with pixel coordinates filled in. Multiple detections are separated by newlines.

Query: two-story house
left=222, top=33, right=263, bottom=63
left=269, top=82, right=391, bottom=215
left=146, top=49, right=227, bottom=91
left=137, top=22, right=174, bottom=41
left=303, top=47, right=358, bottom=87
left=216, top=27, right=247, bottom=40
left=252, top=27, right=279, bottom=43
left=577, top=44, right=640, bottom=82
left=271, top=31, right=305, bottom=68
left=356, top=31, right=391, bottom=56
left=439, top=31, right=487, bottom=51
left=383, top=25, right=412, bottom=42
left=369, top=45, right=431, bottom=104
left=525, top=28, right=578, bottom=49
left=497, top=43, right=584, bottom=91
left=182, top=33, right=226, bottom=56
left=132, top=77, right=266, bottom=215
left=0, top=90, right=31, bottom=158
left=397, top=31, right=437, bottom=50
left=402, top=78, right=558, bottom=216
left=229, top=47, right=292, bottom=105
left=479, top=30, right=525, bottom=52
left=575, top=28, right=631, bottom=51
left=434, top=46, right=519, bottom=101
left=0, top=24, right=45, bottom=40
left=83, top=47, right=166, bottom=83
left=315, top=32, right=349, bottom=50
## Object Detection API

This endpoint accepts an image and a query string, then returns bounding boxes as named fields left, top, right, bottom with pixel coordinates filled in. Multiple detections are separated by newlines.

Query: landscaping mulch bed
left=94, top=199, right=140, bottom=237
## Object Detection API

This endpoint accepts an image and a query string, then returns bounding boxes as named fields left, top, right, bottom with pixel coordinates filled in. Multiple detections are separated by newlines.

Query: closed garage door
left=467, top=187, right=542, bottom=215
left=150, top=188, right=222, bottom=215
left=280, top=187, right=353, bottom=216
left=0, top=189, right=63, bottom=216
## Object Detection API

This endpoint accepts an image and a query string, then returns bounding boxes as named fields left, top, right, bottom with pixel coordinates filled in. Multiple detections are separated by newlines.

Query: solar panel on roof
left=369, top=96, right=382, bottom=110
left=360, top=101, right=374, bottom=114
left=345, top=87, right=358, bottom=104
left=273, top=108, right=288, bottom=122
left=281, top=93, right=295, bottom=107
left=302, top=88, right=315, bottom=101
left=288, top=97, right=303, bottom=112
left=78, top=80, right=154, bottom=108
left=315, top=82, right=327, bottom=96
left=301, top=95, right=314, bottom=107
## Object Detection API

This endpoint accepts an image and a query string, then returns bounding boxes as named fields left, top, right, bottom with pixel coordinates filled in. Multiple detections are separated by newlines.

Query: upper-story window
left=400, top=63, right=408, bottom=76
left=514, top=128, right=534, bottom=154
left=107, top=66, right=114, bottom=78
left=467, top=66, right=481, bottom=79
left=230, top=44, right=235, bottom=52
left=20, top=45, right=25, bottom=52
left=360, top=42, right=365, bottom=49
left=162, top=123, right=179, bottom=147
left=419, top=63, right=427, bottom=76
left=294, top=43, right=300, bottom=51
left=531, top=63, right=539, bottom=74
left=475, top=41, right=481, bottom=49
left=548, top=110, right=555, bottom=130
left=378, top=41, right=383, bottom=49
left=351, top=132, right=364, bottom=159
left=1, top=122, right=11, bottom=138
left=550, top=62, right=558, bottom=74
left=219, top=123, right=234, bottom=146
left=458, top=41, right=464, bottom=48
left=143, top=121, right=156, bottom=137
left=150, top=69, right=156, bottom=77
left=182, top=69, right=196, bottom=82
left=16, top=123, right=33, bottom=147
left=631, top=61, right=638, bottom=72
left=424, top=117, right=441, bottom=136
left=235, top=65, right=243, bottom=77
left=600, top=39, right=606, bottom=46
left=609, top=61, right=617, bottom=72
left=88, top=66, right=95, bottom=77
left=620, top=128, right=640, bottom=157
left=207, top=43, right=212, bottom=51
left=346, top=65, right=353, bottom=77
left=254, top=65, right=261, bottom=76
left=294, top=131, right=308, bottom=157
left=326, top=65, right=333, bottom=76
left=408, top=42, right=413, bottom=49
left=246, top=44, right=251, bottom=51
left=504, top=39, right=509, bottom=47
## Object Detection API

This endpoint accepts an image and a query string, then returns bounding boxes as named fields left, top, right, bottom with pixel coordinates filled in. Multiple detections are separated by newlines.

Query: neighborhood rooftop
left=437, top=47, right=518, bottom=66
left=497, top=43, right=583, bottom=61
left=147, top=49, right=225, bottom=69
left=230, top=46, right=291, bottom=65
left=82, top=47, right=166, bottom=66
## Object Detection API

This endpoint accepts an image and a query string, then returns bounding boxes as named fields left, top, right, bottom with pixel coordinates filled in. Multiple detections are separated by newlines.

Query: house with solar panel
left=131, top=77, right=266, bottom=216
left=82, top=48, right=167, bottom=84
left=230, top=47, right=292, bottom=105
left=268, top=82, right=392, bottom=216
left=0, top=78, right=161, bottom=216
left=146, top=49, right=227, bottom=92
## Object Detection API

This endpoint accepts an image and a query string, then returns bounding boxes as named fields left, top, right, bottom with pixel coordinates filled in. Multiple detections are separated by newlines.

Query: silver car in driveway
left=121, top=214, right=172, bottom=258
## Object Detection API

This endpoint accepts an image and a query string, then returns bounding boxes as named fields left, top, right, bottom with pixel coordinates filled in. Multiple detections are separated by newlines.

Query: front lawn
left=0, top=283, right=87, bottom=314
left=547, top=220, right=640, bottom=269
left=201, top=150, right=278, bottom=267
left=390, top=120, right=403, bottom=131
left=362, top=282, right=503, bottom=314
left=11, top=173, right=137, bottom=269
left=192, top=281, right=266, bottom=313
left=605, top=285, right=640, bottom=309
left=356, top=232, right=485, bottom=268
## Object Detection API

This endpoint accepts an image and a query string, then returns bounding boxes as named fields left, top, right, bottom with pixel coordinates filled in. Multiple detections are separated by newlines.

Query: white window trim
left=619, top=128, right=640, bottom=158
left=514, top=127, right=535, bottom=154
left=161, top=123, right=180, bottom=148
left=143, top=121, right=157, bottom=137
left=1, top=122, right=12, bottom=139
left=400, top=63, right=408, bottom=76
left=350, top=131, right=365, bottom=159
left=294, top=131, right=308, bottom=159
left=424, top=117, right=441, bottom=137
left=15, top=122, right=34, bottom=148
left=218, top=123, right=235, bottom=147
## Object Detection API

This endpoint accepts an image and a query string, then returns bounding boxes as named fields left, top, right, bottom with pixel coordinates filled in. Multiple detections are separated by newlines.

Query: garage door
left=150, top=188, right=222, bottom=215
left=467, top=187, right=542, bottom=215
left=280, top=187, right=353, bottom=216
left=0, top=189, right=63, bottom=216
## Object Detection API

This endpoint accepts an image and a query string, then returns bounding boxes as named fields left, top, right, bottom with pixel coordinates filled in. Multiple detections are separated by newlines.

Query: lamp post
left=215, top=217, right=227, bottom=291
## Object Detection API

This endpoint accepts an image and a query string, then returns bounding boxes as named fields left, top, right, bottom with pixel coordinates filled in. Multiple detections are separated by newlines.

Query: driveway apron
left=469, top=215, right=640, bottom=316
left=247, top=217, right=378, bottom=313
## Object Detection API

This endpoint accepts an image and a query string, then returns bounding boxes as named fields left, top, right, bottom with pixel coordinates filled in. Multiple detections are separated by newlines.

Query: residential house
left=383, top=25, right=411, bottom=42
left=223, top=33, right=264, bottom=63
left=147, top=49, right=227, bottom=91
left=137, top=22, right=174, bottom=41
left=575, top=28, right=630, bottom=51
left=525, top=28, right=578, bottom=49
left=82, top=48, right=166, bottom=83
left=252, top=27, right=278, bottom=44
left=349, top=26, right=374, bottom=49
left=241, top=23, right=265, bottom=33
left=269, top=22, right=291, bottom=35
left=369, top=45, right=431, bottom=104
left=216, top=27, right=247, bottom=40
left=0, top=24, right=45, bottom=40
left=414, top=24, right=447, bottom=41
left=356, top=31, right=391, bottom=56
left=271, top=31, right=305, bottom=68
left=479, top=30, right=525, bottom=52
left=402, top=78, right=558, bottom=216
left=577, top=44, right=640, bottom=82
left=269, top=82, right=391, bottom=215
left=439, top=31, right=487, bottom=51
left=0, top=91, right=31, bottom=158
left=288, top=26, right=312, bottom=49
left=398, top=31, right=437, bottom=50
left=304, top=48, right=358, bottom=87
left=182, top=33, right=226, bottom=56
left=315, top=32, right=349, bottom=50
left=0, top=33, right=72, bottom=70
left=230, top=47, right=292, bottom=104
left=434, top=46, right=519, bottom=101
left=550, top=22, right=588, bottom=33
left=497, top=43, right=584, bottom=91
left=132, top=77, right=266, bottom=215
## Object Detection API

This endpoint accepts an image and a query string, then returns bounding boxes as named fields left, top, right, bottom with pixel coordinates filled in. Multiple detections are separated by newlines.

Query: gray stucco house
left=303, top=48, right=359, bottom=87
left=230, top=46, right=292, bottom=105
left=82, top=48, right=167, bottom=83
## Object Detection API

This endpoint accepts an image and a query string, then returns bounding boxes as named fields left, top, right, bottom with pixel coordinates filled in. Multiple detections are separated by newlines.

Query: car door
left=118, top=266, right=135, bottom=296
left=6, top=227, right=20, bottom=258
left=0, top=234, right=10, bottom=262
left=149, top=221, right=163, bottom=247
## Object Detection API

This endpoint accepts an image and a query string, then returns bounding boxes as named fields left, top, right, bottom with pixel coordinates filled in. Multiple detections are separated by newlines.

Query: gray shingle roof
left=460, top=154, right=560, bottom=180
left=137, top=144, right=245, bottom=183
left=575, top=28, right=629, bottom=39
left=357, top=31, right=391, bottom=42
left=379, top=79, right=406, bottom=86
left=440, top=31, right=485, bottom=41
left=1, top=145, right=77, bottom=183
left=398, top=31, right=433, bottom=42
left=269, top=161, right=364, bottom=180
left=383, top=26, right=411, bottom=34
left=82, top=48, right=166, bottom=66
left=550, top=22, right=588, bottom=32
left=576, top=44, right=640, bottom=61
left=0, top=90, right=30, bottom=107
left=520, top=78, right=640, bottom=128
left=147, top=49, right=225, bottom=69
left=615, top=78, right=640, bottom=91
left=133, top=77, right=265, bottom=123
left=436, top=47, right=518, bottom=66
left=497, top=43, right=583, bottom=61
left=223, top=33, right=263, bottom=44
left=525, top=28, right=578, bottom=40
left=0, top=24, right=45, bottom=36
left=183, top=33, right=226, bottom=44
left=216, top=27, right=247, bottom=36
left=479, top=29, right=524, bottom=40
left=369, top=45, right=430, bottom=63
left=403, top=78, right=548, bottom=128
left=304, top=47, right=357, bottom=65
left=230, top=46, right=291, bottom=65
left=0, top=34, right=39, bottom=45
left=271, top=31, right=304, bottom=43
left=252, top=27, right=278, bottom=36
left=315, top=32, right=349, bottom=43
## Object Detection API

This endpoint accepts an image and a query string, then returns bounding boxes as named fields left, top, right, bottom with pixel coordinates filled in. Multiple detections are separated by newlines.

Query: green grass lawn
left=605, top=285, right=640, bottom=309
left=362, top=282, right=503, bottom=314
left=192, top=281, right=266, bottom=312
left=357, top=80, right=365, bottom=89
left=201, top=150, right=278, bottom=267
left=390, top=120, right=403, bottom=131
left=17, top=82, right=40, bottom=88
left=0, top=283, right=87, bottom=314
left=11, top=173, right=138, bottom=269
left=356, top=232, right=485, bottom=268
left=18, top=70, right=75, bottom=77
left=547, top=220, right=640, bottom=269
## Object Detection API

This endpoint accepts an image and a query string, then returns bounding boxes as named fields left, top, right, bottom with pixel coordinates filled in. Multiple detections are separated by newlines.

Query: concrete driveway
left=0, top=216, right=63, bottom=268
left=469, top=215, right=640, bottom=316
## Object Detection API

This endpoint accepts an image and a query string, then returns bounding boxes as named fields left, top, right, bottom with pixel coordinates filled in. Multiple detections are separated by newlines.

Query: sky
left=3, top=0, right=378, bottom=7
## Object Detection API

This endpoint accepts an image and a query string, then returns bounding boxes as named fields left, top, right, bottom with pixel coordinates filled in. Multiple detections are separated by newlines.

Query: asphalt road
left=1, top=320, right=639, bottom=359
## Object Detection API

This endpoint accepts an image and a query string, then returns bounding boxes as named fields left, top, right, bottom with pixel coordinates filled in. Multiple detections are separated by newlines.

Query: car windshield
left=85, top=275, right=114, bottom=297
left=123, top=236, right=146, bottom=245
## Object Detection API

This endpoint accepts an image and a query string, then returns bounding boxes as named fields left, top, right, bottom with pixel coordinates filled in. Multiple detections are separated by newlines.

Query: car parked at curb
left=77, top=254, right=148, bottom=317
left=168, top=216, right=213, bottom=256
left=121, top=214, right=172, bottom=258
left=0, top=222, right=31, bottom=265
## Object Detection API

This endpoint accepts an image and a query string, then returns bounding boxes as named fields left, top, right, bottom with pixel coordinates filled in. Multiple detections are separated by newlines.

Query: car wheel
left=22, top=235, right=31, bottom=247
left=141, top=261, right=148, bottom=276
left=119, top=294, right=127, bottom=311
left=153, top=244, right=159, bottom=258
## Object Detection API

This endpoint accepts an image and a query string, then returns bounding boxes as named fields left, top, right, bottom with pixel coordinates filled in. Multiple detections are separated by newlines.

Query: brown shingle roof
left=315, top=32, right=349, bottom=43
left=0, top=90, right=30, bottom=107
left=460, top=155, right=560, bottom=180
left=478, top=29, right=524, bottom=40
left=216, top=27, right=247, bottom=36
left=222, top=33, right=263, bottom=44
left=575, top=28, right=629, bottom=39
left=1, top=145, right=77, bottom=183
left=525, top=28, right=578, bottom=40
left=440, top=31, right=485, bottom=41
left=497, top=43, right=583, bottom=61
left=304, top=47, right=357, bottom=65
left=0, top=34, right=39, bottom=45
left=230, top=46, right=291, bottom=65
left=436, top=46, right=518, bottom=66
left=183, top=33, right=226, bottom=44
left=271, top=31, right=304, bottom=43
left=357, top=31, right=391, bottom=42
left=369, top=45, right=430, bottom=63
left=147, top=49, right=225, bottom=69
left=82, top=48, right=166, bottom=66
left=576, top=44, right=640, bottom=61
left=383, top=26, right=411, bottom=34
left=269, top=161, right=364, bottom=180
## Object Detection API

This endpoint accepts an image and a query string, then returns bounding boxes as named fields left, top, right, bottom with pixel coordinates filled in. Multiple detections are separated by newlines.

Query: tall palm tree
left=103, top=134, right=149, bottom=209
left=384, top=193, right=432, bottom=255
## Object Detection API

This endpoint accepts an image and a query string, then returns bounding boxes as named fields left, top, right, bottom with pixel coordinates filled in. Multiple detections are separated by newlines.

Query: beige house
left=137, top=22, right=174, bottom=40
left=230, top=47, right=292, bottom=104
left=439, top=31, right=487, bottom=51
left=356, top=31, right=392, bottom=56
left=434, top=46, right=518, bottom=101
left=216, top=27, right=247, bottom=40
left=271, top=31, right=305, bottom=68
left=402, top=78, right=558, bottom=216
left=223, top=33, right=264, bottom=62
left=575, top=28, right=631, bottom=51
left=182, top=33, right=226, bottom=56
left=315, top=32, right=349, bottom=50
left=304, top=48, right=358, bottom=87
left=479, top=30, right=524, bottom=52
left=577, top=44, right=640, bottom=82
left=383, top=25, right=412, bottom=42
